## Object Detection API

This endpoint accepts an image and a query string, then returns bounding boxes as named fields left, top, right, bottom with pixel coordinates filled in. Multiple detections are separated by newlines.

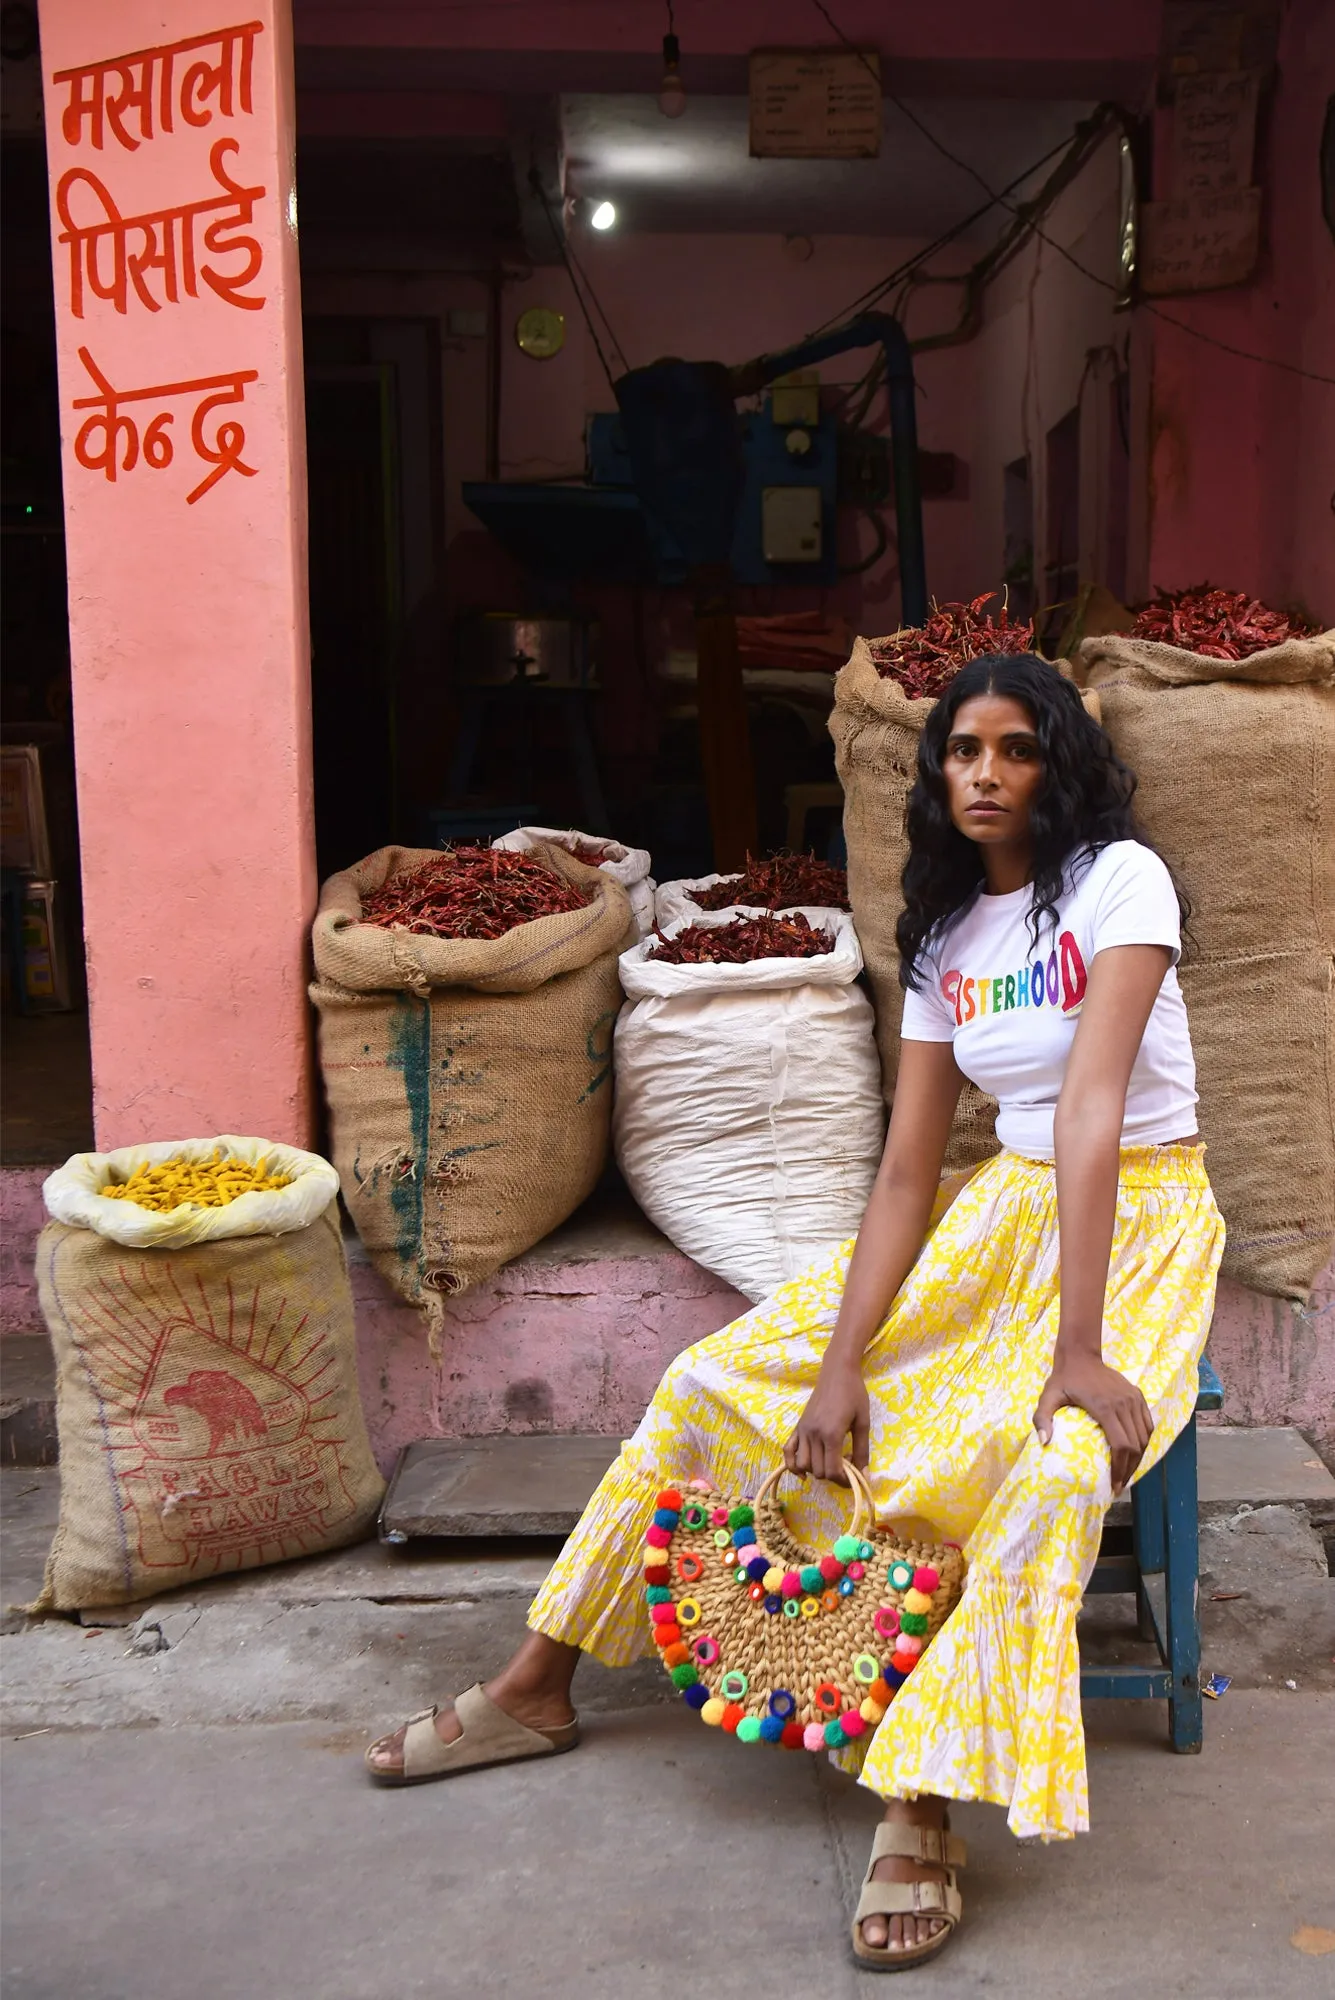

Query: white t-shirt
left=901, top=840, right=1197, bottom=1157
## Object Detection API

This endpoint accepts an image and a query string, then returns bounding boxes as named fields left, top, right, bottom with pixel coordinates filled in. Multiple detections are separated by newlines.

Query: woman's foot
left=859, top=1794, right=951, bottom=1955
left=365, top=1634, right=579, bottom=1778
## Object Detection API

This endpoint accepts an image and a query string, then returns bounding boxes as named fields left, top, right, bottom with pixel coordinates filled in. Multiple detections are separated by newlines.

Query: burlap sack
left=311, top=843, right=632, bottom=1322
left=34, top=1139, right=383, bottom=1612
left=831, top=641, right=1105, bottom=1173
left=1070, top=629, right=1335, bottom=1301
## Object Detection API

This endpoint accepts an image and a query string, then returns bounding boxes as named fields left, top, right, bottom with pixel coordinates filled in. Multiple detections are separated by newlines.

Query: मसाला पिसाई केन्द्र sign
left=56, top=137, right=266, bottom=319
left=51, top=17, right=270, bottom=505
left=52, top=17, right=263, bottom=153
left=70, top=344, right=258, bottom=505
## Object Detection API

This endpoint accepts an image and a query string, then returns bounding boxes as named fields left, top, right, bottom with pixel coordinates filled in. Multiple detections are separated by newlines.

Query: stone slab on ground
left=3, top=1697, right=1334, bottom=2000
left=0, top=1332, right=56, bottom=1468
left=381, top=1433, right=622, bottom=1538
left=384, top=1425, right=1335, bottom=1538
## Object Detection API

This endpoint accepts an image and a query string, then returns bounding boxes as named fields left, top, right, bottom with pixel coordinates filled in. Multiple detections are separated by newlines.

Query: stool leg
left=1132, top=1458, right=1165, bottom=1643
left=1163, top=1420, right=1203, bottom=1753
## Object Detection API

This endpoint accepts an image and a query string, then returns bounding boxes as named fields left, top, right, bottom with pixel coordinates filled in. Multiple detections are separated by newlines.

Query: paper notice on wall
left=1159, top=2, right=1280, bottom=87
left=1140, top=186, right=1262, bottom=294
left=749, top=49, right=881, bottom=159
left=1171, top=69, right=1260, bottom=194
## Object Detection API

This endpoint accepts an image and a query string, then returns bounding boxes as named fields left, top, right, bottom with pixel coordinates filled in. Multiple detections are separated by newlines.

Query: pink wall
left=1145, top=0, right=1335, bottom=621
left=39, top=0, right=317, bottom=1148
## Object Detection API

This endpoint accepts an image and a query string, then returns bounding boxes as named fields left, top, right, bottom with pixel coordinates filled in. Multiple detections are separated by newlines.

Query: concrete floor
left=3, top=1699, right=1334, bottom=2000
left=4, top=1468, right=1335, bottom=1998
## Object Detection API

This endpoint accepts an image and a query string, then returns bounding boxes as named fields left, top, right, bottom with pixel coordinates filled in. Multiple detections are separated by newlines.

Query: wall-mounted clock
left=515, top=307, right=566, bottom=359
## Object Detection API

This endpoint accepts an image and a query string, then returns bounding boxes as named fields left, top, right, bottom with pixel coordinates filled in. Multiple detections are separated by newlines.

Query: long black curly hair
left=896, top=653, right=1187, bottom=990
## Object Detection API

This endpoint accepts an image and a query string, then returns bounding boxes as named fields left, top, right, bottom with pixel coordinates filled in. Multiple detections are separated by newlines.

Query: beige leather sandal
left=364, top=1682, right=581, bottom=1787
left=851, top=1819, right=966, bottom=1971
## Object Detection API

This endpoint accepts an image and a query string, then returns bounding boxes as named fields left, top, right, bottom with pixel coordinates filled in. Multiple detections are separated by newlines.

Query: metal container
left=457, top=615, right=597, bottom=689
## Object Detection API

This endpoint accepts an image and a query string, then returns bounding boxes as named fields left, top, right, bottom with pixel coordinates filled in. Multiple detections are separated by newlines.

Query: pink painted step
left=3, top=1169, right=1331, bottom=1475
left=350, top=1194, right=749, bottom=1477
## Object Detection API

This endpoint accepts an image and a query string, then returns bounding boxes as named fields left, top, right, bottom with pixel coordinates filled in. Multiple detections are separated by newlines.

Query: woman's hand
left=1033, top=1352, right=1154, bottom=1496
left=784, top=1357, right=870, bottom=1484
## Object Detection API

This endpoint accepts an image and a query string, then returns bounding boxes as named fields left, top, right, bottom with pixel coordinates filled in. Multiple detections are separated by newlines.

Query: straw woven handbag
left=645, top=1461, right=965, bottom=1750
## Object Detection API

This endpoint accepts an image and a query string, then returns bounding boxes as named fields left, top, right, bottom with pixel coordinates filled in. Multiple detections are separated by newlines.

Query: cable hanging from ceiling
left=803, top=0, right=1335, bottom=389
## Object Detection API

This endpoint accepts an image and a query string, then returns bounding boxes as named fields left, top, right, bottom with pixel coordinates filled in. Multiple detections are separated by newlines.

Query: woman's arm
left=1033, top=942, right=1175, bottom=1493
left=785, top=1037, right=964, bottom=1482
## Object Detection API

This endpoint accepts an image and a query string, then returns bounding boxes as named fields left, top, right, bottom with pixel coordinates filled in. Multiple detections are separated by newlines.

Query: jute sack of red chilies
left=1069, top=628, right=1335, bottom=1302
left=310, top=843, right=633, bottom=1331
left=829, top=637, right=1103, bottom=1175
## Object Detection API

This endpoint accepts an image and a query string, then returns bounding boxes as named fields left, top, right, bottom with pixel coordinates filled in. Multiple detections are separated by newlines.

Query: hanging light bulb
left=658, top=14, right=686, bottom=119
left=590, top=200, right=617, bottom=231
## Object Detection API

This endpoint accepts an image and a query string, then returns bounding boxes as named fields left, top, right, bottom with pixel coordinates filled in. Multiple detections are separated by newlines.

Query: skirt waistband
left=998, top=1142, right=1211, bottom=1191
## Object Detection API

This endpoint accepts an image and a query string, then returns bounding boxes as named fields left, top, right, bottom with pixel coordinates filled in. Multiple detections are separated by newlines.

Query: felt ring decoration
left=768, top=1689, right=797, bottom=1720
left=676, top=1596, right=702, bottom=1627
left=888, top=1560, right=914, bottom=1592
left=681, top=1503, right=709, bottom=1531
left=853, top=1652, right=882, bottom=1685
left=692, top=1634, right=720, bottom=1666
left=814, top=1681, right=843, bottom=1715
left=874, top=1605, right=901, bottom=1640
left=799, top=1596, right=820, bottom=1620
left=720, top=1669, right=749, bottom=1701
left=676, top=1552, right=704, bottom=1583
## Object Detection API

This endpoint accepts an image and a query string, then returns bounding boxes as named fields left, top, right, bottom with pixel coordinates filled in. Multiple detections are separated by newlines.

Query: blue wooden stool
left=1080, top=1356, right=1223, bottom=1752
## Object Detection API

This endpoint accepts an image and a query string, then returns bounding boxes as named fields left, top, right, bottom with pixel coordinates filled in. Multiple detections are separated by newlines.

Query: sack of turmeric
left=34, top=1136, right=384, bottom=1612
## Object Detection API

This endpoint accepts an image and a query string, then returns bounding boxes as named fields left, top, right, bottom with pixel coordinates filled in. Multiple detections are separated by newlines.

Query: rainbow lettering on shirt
left=941, top=931, right=1088, bottom=1025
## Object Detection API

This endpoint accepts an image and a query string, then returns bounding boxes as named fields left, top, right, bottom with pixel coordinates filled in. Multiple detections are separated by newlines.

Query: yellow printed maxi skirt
left=529, top=1145, right=1224, bottom=1841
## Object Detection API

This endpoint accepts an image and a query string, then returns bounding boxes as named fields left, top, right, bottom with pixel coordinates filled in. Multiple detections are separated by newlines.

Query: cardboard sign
left=749, top=49, right=881, bottom=159
left=1140, top=186, right=1262, bottom=294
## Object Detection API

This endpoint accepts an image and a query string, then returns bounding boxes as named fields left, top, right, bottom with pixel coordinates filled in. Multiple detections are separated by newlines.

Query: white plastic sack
left=613, top=912, right=885, bottom=1301
left=655, top=873, right=845, bottom=930
left=43, top=1135, right=340, bottom=1248
left=494, top=826, right=656, bottom=936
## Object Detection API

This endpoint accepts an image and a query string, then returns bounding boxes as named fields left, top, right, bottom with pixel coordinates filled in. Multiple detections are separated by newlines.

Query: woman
left=364, top=654, right=1223, bottom=1972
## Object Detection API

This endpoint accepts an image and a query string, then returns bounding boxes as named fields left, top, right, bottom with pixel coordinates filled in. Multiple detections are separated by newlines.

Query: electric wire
left=804, top=0, right=1335, bottom=390
left=528, top=168, right=629, bottom=389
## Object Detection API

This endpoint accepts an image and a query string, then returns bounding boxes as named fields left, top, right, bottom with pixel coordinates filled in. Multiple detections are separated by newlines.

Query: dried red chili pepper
left=692, top=852, right=850, bottom=913
left=647, top=913, right=836, bottom=965
left=1132, top=585, right=1312, bottom=661
left=360, top=845, right=589, bottom=941
left=869, top=592, right=1034, bottom=697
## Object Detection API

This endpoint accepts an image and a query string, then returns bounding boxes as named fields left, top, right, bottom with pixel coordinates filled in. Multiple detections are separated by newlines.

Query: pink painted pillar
left=39, top=0, right=315, bottom=1148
